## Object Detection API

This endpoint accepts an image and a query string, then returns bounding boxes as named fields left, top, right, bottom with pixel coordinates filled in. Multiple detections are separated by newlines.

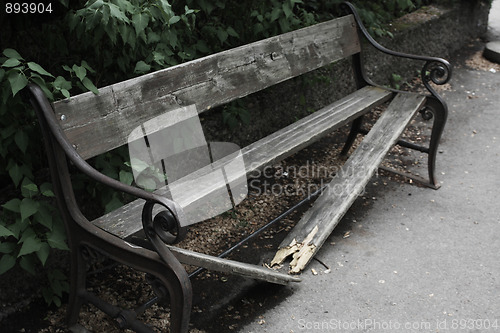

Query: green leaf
left=137, top=177, right=156, bottom=191
left=19, top=255, right=36, bottom=275
left=14, top=130, right=29, bottom=154
left=118, top=23, right=131, bottom=45
left=152, top=51, right=166, bottom=65
left=169, top=16, right=181, bottom=25
left=62, top=65, right=72, bottom=72
left=108, top=3, right=130, bottom=23
left=0, top=225, right=15, bottom=238
left=21, top=178, right=39, bottom=198
left=226, top=26, right=239, bottom=38
left=34, top=205, right=53, bottom=231
left=8, top=163, right=23, bottom=187
left=18, top=236, right=42, bottom=257
left=40, top=183, right=55, bottom=197
left=3, top=49, right=24, bottom=60
left=134, top=61, right=151, bottom=74
left=0, top=68, right=5, bottom=82
left=132, top=12, right=150, bottom=37
left=279, top=17, right=290, bottom=32
left=271, top=7, right=281, bottom=22
left=18, top=227, right=35, bottom=244
left=72, top=64, right=87, bottom=82
left=80, top=60, right=96, bottom=74
left=20, top=198, right=39, bottom=222
left=41, top=287, right=53, bottom=305
left=88, top=9, right=103, bottom=30
left=165, top=30, right=178, bottom=49
left=50, top=277, right=64, bottom=297
left=119, top=170, right=134, bottom=185
left=36, top=243, right=50, bottom=266
left=282, top=3, right=293, bottom=19
left=1, top=125, right=16, bottom=139
left=8, top=218, right=29, bottom=240
left=148, top=31, right=161, bottom=44
left=52, top=296, right=62, bottom=307
left=129, top=158, right=150, bottom=174
left=2, top=198, right=21, bottom=213
left=216, top=29, right=228, bottom=43
left=27, top=62, right=54, bottom=78
left=53, top=76, right=72, bottom=91
left=81, top=77, right=99, bottom=95
left=0, top=254, right=16, bottom=275
left=1, top=58, right=21, bottom=68
left=61, top=89, right=70, bottom=99
left=195, top=40, right=210, bottom=53
left=102, top=3, right=111, bottom=25
left=47, top=230, right=69, bottom=251
left=0, top=242, right=16, bottom=254
left=7, top=71, right=28, bottom=97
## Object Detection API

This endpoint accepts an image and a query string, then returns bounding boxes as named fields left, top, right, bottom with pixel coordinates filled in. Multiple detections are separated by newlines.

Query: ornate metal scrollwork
left=419, top=106, right=434, bottom=121
left=142, top=200, right=187, bottom=245
left=422, top=60, right=451, bottom=86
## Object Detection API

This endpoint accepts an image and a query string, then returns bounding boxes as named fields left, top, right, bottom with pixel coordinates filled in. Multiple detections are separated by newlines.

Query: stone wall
left=364, top=1, right=491, bottom=87
left=202, top=1, right=491, bottom=147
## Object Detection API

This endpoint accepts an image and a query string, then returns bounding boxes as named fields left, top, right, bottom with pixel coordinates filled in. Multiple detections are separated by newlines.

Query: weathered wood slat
left=52, top=15, right=360, bottom=160
left=92, top=86, right=393, bottom=237
left=271, top=93, right=427, bottom=273
left=164, top=245, right=300, bottom=285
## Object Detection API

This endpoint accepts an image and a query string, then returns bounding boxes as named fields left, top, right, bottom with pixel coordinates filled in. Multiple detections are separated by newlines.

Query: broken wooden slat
left=163, top=245, right=300, bottom=285
left=52, top=15, right=360, bottom=160
left=92, top=86, right=392, bottom=238
left=271, top=93, right=427, bottom=273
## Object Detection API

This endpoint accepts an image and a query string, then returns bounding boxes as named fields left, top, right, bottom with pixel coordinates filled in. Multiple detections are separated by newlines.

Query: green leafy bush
left=0, top=47, right=99, bottom=305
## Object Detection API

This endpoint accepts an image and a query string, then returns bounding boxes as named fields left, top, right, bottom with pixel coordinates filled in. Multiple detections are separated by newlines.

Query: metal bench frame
left=25, top=3, right=450, bottom=332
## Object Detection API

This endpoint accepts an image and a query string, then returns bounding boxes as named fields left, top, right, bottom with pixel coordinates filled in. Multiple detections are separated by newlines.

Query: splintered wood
left=271, top=225, right=318, bottom=273
left=270, top=93, right=426, bottom=275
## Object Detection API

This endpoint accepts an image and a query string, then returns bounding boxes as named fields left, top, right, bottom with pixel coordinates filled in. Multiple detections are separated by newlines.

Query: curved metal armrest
left=27, top=83, right=188, bottom=243
left=343, top=2, right=452, bottom=97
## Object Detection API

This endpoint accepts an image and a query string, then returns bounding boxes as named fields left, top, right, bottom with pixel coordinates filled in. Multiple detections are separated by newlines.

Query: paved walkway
left=234, top=6, right=500, bottom=333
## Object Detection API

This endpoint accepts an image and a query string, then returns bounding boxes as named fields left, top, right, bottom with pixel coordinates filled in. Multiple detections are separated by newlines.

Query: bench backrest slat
left=53, top=15, right=360, bottom=160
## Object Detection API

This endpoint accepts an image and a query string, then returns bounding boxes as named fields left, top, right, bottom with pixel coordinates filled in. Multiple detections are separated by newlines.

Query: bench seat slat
left=271, top=93, right=427, bottom=273
left=92, top=86, right=393, bottom=238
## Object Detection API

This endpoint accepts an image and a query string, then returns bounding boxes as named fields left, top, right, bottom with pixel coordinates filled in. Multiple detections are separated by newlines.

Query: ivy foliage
left=0, top=48, right=97, bottom=306
left=1, top=0, right=432, bottom=306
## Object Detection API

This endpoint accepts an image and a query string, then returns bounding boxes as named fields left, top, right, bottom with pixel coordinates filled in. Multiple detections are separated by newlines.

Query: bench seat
left=93, top=86, right=393, bottom=239
left=89, top=85, right=393, bottom=285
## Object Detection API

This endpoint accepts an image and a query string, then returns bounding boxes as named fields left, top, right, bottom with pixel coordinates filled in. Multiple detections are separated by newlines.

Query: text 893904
left=5, top=3, right=53, bottom=14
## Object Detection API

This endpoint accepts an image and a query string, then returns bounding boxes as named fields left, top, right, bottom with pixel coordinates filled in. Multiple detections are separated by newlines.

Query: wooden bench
left=26, top=3, right=450, bottom=332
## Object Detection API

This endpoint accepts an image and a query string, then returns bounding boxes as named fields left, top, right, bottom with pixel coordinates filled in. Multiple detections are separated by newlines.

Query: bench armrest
left=343, top=2, right=452, bottom=98
left=27, top=83, right=188, bottom=244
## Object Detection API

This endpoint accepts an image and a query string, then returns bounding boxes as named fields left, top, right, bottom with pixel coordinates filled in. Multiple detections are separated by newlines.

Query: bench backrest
left=52, top=15, right=360, bottom=160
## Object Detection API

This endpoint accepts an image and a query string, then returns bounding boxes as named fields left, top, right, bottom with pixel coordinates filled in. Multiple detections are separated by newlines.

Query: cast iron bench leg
left=425, top=97, right=448, bottom=188
left=341, top=115, right=364, bottom=155
left=66, top=245, right=86, bottom=327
